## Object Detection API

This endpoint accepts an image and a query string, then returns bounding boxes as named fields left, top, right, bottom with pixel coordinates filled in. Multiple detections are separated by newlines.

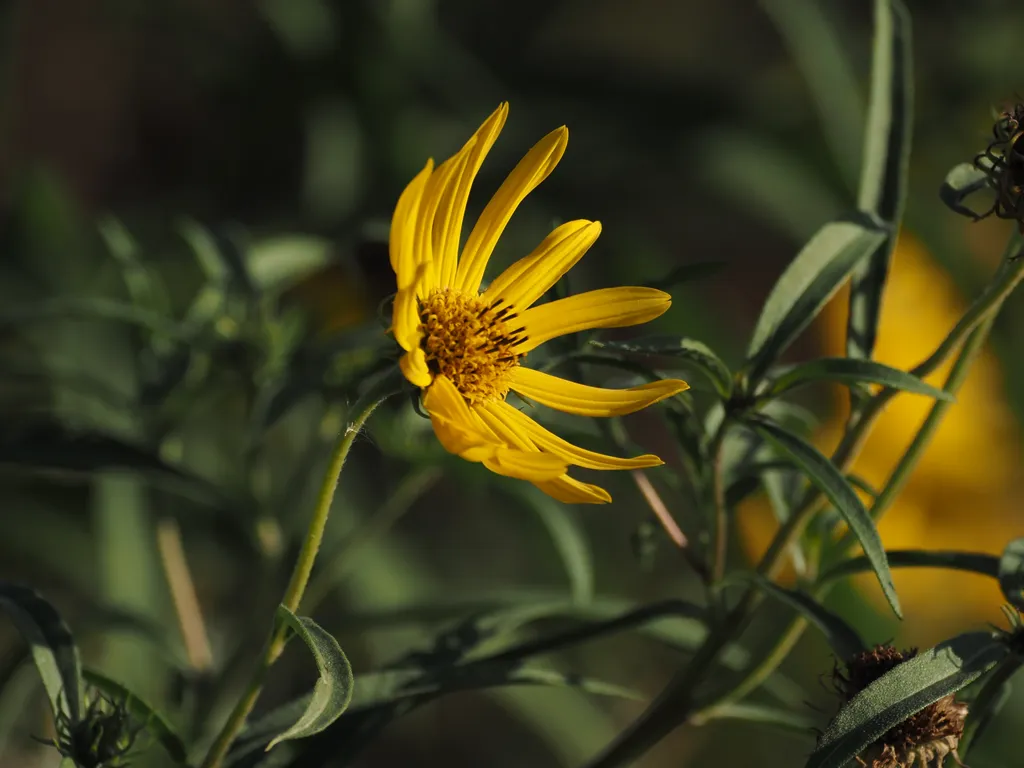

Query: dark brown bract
left=826, top=645, right=969, bottom=768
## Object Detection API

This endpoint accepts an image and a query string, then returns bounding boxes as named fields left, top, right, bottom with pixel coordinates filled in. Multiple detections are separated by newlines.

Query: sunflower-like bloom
left=389, top=103, right=688, bottom=504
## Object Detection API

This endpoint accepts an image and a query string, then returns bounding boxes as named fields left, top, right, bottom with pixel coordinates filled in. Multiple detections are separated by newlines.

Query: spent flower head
left=388, top=103, right=688, bottom=503
left=827, top=645, right=968, bottom=768
left=38, top=685, right=146, bottom=768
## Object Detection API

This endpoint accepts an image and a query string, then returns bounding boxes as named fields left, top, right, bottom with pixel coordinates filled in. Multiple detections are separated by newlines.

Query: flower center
left=418, top=289, right=527, bottom=405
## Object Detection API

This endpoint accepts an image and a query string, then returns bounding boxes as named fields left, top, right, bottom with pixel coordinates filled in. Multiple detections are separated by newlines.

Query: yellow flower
left=388, top=103, right=689, bottom=504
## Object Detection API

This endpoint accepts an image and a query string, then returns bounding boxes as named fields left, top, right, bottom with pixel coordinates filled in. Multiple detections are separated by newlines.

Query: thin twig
left=156, top=517, right=214, bottom=672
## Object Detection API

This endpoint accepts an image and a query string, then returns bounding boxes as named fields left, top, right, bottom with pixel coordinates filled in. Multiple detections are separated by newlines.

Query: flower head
left=389, top=103, right=688, bottom=503
left=827, top=645, right=968, bottom=768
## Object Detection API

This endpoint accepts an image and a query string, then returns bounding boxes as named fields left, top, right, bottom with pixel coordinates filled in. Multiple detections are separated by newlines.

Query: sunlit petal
left=454, top=126, right=569, bottom=295
left=485, top=401, right=663, bottom=470
left=510, top=367, right=688, bottom=417
left=515, top=287, right=671, bottom=353
left=481, top=220, right=601, bottom=311
left=436, top=103, right=509, bottom=289
left=399, top=347, right=431, bottom=388
left=534, top=475, right=612, bottom=504
left=390, top=160, right=434, bottom=286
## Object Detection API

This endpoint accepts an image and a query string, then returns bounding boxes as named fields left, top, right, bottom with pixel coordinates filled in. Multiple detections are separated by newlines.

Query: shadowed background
left=1, top=1, right=1023, bottom=766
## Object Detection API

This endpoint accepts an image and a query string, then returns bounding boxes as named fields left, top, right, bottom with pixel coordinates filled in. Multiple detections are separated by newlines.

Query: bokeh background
left=1, top=0, right=1024, bottom=766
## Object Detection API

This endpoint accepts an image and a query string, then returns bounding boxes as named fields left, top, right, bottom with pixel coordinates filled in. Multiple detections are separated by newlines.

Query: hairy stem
left=199, top=380, right=398, bottom=768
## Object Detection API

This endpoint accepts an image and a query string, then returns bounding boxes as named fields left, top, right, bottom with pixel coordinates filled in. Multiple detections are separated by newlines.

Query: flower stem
left=709, top=421, right=730, bottom=584
left=584, top=233, right=1024, bottom=768
left=198, top=377, right=399, bottom=768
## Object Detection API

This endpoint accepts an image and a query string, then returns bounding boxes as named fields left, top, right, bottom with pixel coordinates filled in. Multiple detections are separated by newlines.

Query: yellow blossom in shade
left=388, top=103, right=689, bottom=504
left=740, top=232, right=1024, bottom=636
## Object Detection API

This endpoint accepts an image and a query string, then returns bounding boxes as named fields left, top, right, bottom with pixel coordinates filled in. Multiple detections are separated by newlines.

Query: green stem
left=959, top=653, right=1023, bottom=757
left=709, top=421, right=731, bottom=584
left=198, top=379, right=399, bottom=768
left=830, top=315, right=995, bottom=556
left=911, top=235, right=1024, bottom=379
left=690, top=615, right=809, bottom=725
left=301, top=466, right=442, bottom=613
left=585, top=236, right=1024, bottom=768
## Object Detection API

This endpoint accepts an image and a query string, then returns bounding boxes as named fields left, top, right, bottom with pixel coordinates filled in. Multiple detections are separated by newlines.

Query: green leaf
left=0, top=582, right=83, bottom=722
left=696, top=128, right=846, bottom=242
left=939, top=163, right=992, bottom=220
left=747, top=417, right=901, bottom=617
left=847, top=0, right=913, bottom=361
left=806, top=632, right=1007, bottom=768
left=268, top=606, right=355, bottom=750
left=759, top=0, right=864, bottom=191
left=769, top=358, right=952, bottom=400
left=746, top=218, right=887, bottom=382
left=510, top=485, right=594, bottom=604
left=643, top=261, right=727, bottom=290
left=708, top=702, right=818, bottom=735
left=819, top=549, right=999, bottom=585
left=959, top=655, right=1020, bottom=757
left=0, top=419, right=224, bottom=507
left=745, top=576, right=865, bottom=659
left=82, top=668, right=188, bottom=763
left=247, top=235, right=334, bottom=294
left=998, top=537, right=1024, bottom=611
left=589, top=337, right=732, bottom=398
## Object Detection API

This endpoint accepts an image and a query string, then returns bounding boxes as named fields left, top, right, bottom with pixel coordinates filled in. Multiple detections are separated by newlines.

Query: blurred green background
left=1, top=1, right=1023, bottom=766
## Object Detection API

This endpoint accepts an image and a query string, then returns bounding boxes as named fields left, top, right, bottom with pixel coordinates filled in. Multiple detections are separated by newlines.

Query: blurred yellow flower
left=741, top=232, right=1024, bottom=633
left=389, top=103, right=688, bottom=504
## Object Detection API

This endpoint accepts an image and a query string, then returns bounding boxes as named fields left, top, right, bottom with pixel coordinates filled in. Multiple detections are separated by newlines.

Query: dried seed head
left=825, top=645, right=970, bottom=768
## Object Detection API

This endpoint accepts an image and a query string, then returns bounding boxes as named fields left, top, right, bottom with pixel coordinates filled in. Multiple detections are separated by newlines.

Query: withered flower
left=972, top=102, right=1024, bottom=232
left=826, top=644, right=969, bottom=768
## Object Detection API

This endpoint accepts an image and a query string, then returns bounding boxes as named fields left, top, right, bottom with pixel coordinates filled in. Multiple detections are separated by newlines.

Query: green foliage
left=267, top=607, right=355, bottom=750
left=3, top=1, right=1024, bottom=767
left=0, top=582, right=84, bottom=723
left=807, top=633, right=1007, bottom=768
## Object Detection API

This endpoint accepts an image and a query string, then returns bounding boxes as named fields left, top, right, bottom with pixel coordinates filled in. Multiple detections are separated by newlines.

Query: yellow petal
left=390, top=261, right=432, bottom=350
left=390, top=160, right=434, bottom=287
left=435, top=104, right=509, bottom=289
left=510, top=367, right=688, bottom=417
left=413, top=144, right=478, bottom=294
left=424, top=137, right=479, bottom=292
left=454, top=126, right=569, bottom=295
left=485, top=400, right=664, bottom=470
left=399, top=347, right=432, bottom=388
left=423, top=374, right=477, bottom=425
left=481, top=220, right=601, bottom=311
left=534, top=475, right=612, bottom=504
left=424, top=377, right=566, bottom=480
left=483, top=448, right=567, bottom=482
left=515, top=287, right=671, bottom=353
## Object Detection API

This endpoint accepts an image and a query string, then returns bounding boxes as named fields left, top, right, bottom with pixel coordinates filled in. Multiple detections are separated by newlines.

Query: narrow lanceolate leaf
left=847, top=0, right=912, bottom=361
left=747, top=418, right=901, bottom=618
left=758, top=0, right=864, bottom=191
left=82, top=669, right=188, bottom=763
left=770, top=358, right=952, bottom=400
left=746, top=218, right=887, bottom=383
left=246, top=235, right=334, bottom=294
left=511, top=486, right=594, bottom=604
left=268, top=606, right=355, bottom=750
left=747, top=577, right=866, bottom=659
left=819, top=549, right=1000, bottom=585
left=997, top=537, right=1024, bottom=611
left=806, top=632, right=1007, bottom=768
left=709, top=702, right=818, bottom=735
left=939, top=163, right=992, bottom=219
left=590, top=337, right=732, bottom=398
left=0, top=582, right=83, bottom=722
